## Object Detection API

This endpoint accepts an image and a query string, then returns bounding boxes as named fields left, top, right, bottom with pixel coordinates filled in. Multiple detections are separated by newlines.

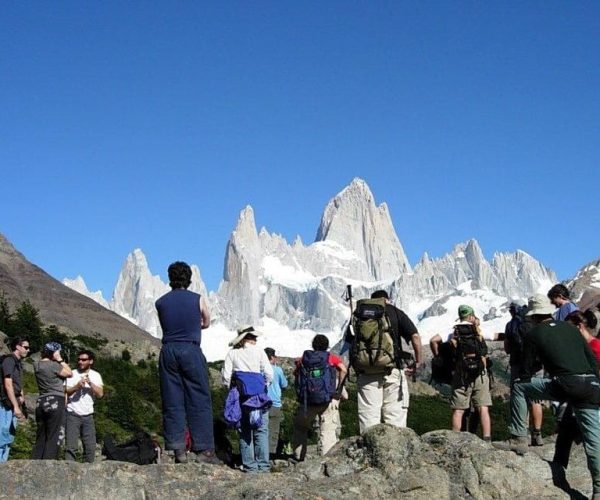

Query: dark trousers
left=554, top=404, right=581, bottom=468
left=268, top=406, right=283, bottom=455
left=159, top=343, right=214, bottom=451
left=32, top=395, right=65, bottom=460
left=65, top=412, right=97, bottom=462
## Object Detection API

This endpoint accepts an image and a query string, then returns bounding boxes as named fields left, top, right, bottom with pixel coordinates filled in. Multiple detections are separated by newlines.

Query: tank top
left=155, top=289, right=202, bottom=344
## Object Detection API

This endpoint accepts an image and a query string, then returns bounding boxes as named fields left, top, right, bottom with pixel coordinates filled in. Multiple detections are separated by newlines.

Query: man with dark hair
left=494, top=294, right=600, bottom=499
left=156, top=261, right=217, bottom=464
left=504, top=303, right=544, bottom=446
left=265, top=347, right=288, bottom=459
left=351, top=290, right=422, bottom=432
left=547, top=284, right=578, bottom=321
left=292, top=334, right=347, bottom=460
left=65, top=349, right=104, bottom=462
left=0, top=337, right=29, bottom=461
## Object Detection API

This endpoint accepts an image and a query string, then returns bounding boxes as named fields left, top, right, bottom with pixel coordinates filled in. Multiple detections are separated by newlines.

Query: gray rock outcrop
left=0, top=425, right=583, bottom=499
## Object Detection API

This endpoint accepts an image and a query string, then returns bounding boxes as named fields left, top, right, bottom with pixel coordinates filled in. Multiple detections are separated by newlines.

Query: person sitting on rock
left=430, top=305, right=492, bottom=441
left=493, top=294, right=600, bottom=499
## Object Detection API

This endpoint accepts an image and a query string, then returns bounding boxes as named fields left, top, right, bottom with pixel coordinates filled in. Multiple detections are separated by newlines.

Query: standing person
left=430, top=305, right=492, bottom=441
left=0, top=337, right=29, bottom=462
left=222, top=326, right=273, bottom=473
left=547, top=284, right=579, bottom=321
left=494, top=295, right=600, bottom=499
left=155, top=261, right=217, bottom=464
left=553, top=310, right=600, bottom=472
left=503, top=302, right=544, bottom=446
left=32, top=342, right=72, bottom=459
left=65, top=350, right=104, bottom=462
left=349, top=290, right=422, bottom=433
left=292, top=334, right=347, bottom=461
left=264, top=347, right=288, bottom=459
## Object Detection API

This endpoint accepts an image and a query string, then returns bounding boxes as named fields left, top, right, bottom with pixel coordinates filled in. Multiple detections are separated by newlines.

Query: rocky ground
left=0, top=425, right=592, bottom=500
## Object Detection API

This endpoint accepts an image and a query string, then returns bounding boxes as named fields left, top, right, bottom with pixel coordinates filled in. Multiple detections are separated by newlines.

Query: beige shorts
left=451, top=371, right=492, bottom=409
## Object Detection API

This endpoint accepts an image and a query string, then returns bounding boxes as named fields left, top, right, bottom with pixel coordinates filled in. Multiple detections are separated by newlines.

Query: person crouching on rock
left=222, top=326, right=273, bottom=473
left=32, top=342, right=72, bottom=459
left=493, top=294, right=600, bottom=499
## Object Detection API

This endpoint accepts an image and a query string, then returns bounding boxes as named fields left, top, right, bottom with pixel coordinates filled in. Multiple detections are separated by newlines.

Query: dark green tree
left=0, top=292, right=11, bottom=334
left=11, top=300, right=44, bottom=351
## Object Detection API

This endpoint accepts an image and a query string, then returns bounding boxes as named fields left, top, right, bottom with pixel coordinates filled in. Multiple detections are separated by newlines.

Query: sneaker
left=531, top=431, right=544, bottom=447
left=492, top=436, right=528, bottom=455
left=174, top=449, right=188, bottom=464
left=191, top=449, right=221, bottom=465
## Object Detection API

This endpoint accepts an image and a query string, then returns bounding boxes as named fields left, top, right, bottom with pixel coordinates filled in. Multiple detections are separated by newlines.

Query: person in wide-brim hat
left=229, top=325, right=263, bottom=347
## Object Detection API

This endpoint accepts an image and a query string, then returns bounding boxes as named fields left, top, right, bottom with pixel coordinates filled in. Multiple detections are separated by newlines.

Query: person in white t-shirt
left=65, top=350, right=104, bottom=462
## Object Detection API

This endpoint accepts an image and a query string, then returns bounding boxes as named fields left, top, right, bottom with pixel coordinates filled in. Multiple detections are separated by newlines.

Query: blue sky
left=1, top=2, right=599, bottom=297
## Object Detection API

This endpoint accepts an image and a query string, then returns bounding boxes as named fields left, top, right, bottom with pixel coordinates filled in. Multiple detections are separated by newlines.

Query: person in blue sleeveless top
left=155, top=261, right=218, bottom=464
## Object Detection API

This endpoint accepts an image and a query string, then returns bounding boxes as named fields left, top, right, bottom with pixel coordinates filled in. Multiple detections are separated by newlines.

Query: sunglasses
left=20, top=345, right=31, bottom=350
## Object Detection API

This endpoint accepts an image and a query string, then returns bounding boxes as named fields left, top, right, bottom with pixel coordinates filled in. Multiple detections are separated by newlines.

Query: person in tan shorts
left=430, top=305, right=492, bottom=441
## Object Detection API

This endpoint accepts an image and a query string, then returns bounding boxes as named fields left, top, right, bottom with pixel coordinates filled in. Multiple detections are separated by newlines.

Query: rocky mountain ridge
left=65, top=178, right=558, bottom=344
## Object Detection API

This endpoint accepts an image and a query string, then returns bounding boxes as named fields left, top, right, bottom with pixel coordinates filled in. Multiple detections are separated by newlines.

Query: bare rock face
left=0, top=233, right=158, bottom=355
left=0, top=425, right=581, bottom=499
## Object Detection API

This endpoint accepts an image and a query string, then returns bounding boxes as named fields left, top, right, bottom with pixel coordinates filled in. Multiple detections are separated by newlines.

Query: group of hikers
left=3, top=259, right=600, bottom=498
left=0, top=339, right=103, bottom=462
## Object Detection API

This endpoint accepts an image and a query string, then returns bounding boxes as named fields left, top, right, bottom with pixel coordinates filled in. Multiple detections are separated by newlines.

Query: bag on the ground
left=102, top=431, right=158, bottom=465
left=453, top=324, right=487, bottom=382
left=350, top=297, right=396, bottom=374
left=295, top=350, right=337, bottom=406
left=430, top=341, right=455, bottom=385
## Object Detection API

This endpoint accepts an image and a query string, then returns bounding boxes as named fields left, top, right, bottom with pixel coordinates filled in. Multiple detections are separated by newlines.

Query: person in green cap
left=430, top=304, right=492, bottom=440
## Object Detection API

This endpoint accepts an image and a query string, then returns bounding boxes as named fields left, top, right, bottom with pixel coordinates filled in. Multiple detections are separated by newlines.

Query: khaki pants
left=357, top=368, right=409, bottom=433
left=292, top=399, right=340, bottom=460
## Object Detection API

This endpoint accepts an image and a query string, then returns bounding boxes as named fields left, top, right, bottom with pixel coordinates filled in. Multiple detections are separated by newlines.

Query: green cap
left=458, top=304, right=475, bottom=319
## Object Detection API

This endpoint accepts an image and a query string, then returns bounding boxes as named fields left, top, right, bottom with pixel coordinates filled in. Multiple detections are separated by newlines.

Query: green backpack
left=350, top=297, right=396, bottom=374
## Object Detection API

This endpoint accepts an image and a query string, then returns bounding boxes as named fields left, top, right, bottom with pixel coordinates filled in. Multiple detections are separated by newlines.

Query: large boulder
left=0, top=426, right=580, bottom=499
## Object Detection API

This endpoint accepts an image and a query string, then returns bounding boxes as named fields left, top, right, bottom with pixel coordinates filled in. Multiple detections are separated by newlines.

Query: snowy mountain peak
left=62, top=275, right=109, bottom=308
left=315, top=179, right=411, bottom=280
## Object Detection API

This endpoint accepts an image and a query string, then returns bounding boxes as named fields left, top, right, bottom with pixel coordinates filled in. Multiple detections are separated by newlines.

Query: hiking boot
left=191, top=449, right=221, bottom=465
left=492, top=436, right=529, bottom=455
left=174, top=449, right=188, bottom=464
left=531, top=431, right=544, bottom=447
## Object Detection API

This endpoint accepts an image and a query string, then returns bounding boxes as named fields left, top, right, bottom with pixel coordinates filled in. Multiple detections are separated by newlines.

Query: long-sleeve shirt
left=521, top=319, right=598, bottom=379
left=221, top=344, right=273, bottom=387
left=266, top=365, right=288, bottom=408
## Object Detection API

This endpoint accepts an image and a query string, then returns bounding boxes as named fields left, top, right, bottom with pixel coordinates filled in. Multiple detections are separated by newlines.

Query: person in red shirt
left=291, top=334, right=347, bottom=461
left=567, top=310, right=600, bottom=363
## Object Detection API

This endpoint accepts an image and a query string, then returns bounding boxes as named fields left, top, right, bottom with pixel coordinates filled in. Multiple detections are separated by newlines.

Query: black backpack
left=453, top=324, right=487, bottom=382
left=295, top=350, right=337, bottom=407
left=102, top=431, right=159, bottom=465
left=430, top=341, right=455, bottom=385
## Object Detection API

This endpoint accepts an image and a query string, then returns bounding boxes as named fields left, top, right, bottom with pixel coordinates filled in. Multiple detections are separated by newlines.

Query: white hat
left=525, top=294, right=555, bottom=316
left=229, top=325, right=263, bottom=347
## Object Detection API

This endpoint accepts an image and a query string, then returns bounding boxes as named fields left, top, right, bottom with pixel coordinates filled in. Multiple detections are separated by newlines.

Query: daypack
left=350, top=297, right=396, bottom=374
left=453, top=324, right=487, bottom=382
left=430, top=341, right=455, bottom=385
left=102, top=431, right=159, bottom=465
left=295, top=350, right=337, bottom=407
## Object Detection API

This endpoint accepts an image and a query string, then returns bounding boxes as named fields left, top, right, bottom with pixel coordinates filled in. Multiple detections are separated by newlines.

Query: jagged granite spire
left=315, top=178, right=411, bottom=280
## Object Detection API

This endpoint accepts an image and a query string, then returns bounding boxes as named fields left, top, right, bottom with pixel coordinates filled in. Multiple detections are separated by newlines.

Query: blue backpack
left=295, top=350, right=337, bottom=407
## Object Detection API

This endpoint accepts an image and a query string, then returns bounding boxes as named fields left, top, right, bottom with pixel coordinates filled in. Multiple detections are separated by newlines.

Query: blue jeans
left=159, top=342, right=214, bottom=451
left=0, top=406, right=17, bottom=462
left=511, top=377, right=600, bottom=493
left=239, top=410, right=269, bottom=472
